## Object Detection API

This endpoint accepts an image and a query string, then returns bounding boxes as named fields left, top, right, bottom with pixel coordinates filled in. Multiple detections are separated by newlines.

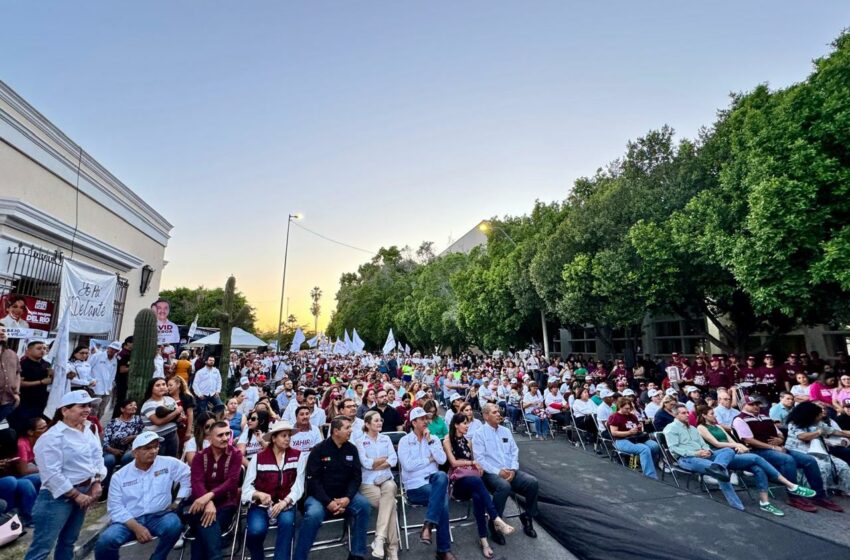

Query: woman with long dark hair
left=786, top=401, right=850, bottom=496
left=140, top=378, right=183, bottom=458
left=102, top=399, right=144, bottom=466
left=237, top=409, right=270, bottom=467
left=443, top=413, right=514, bottom=558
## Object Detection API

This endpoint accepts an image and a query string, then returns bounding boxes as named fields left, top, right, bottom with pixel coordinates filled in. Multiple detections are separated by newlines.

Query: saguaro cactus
left=127, top=308, right=157, bottom=400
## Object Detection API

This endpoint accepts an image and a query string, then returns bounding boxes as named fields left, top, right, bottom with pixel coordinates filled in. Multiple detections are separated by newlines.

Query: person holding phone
left=241, top=420, right=306, bottom=560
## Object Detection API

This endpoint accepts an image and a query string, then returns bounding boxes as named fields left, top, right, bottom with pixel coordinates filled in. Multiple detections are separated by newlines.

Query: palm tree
left=310, top=286, right=322, bottom=334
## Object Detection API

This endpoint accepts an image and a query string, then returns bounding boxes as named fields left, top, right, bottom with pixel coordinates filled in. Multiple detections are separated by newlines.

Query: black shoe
left=488, top=520, right=506, bottom=546
left=519, top=513, right=537, bottom=538
left=346, top=556, right=366, bottom=560
left=705, top=464, right=731, bottom=483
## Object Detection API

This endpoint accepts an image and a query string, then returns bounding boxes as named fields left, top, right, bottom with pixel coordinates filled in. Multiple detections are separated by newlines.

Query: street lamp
left=276, top=213, right=302, bottom=350
left=479, top=220, right=550, bottom=358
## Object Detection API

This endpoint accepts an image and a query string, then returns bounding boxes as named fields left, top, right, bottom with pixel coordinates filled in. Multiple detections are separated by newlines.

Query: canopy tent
left=184, top=327, right=268, bottom=349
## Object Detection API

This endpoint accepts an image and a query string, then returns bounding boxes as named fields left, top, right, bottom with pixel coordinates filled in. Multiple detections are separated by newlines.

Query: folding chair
left=651, top=432, right=714, bottom=497
left=178, top=503, right=243, bottom=560
left=570, top=413, right=590, bottom=451
left=397, top=466, right=457, bottom=550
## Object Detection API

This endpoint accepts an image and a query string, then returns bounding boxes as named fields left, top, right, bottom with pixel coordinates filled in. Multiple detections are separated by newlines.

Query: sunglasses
left=249, top=416, right=258, bottom=421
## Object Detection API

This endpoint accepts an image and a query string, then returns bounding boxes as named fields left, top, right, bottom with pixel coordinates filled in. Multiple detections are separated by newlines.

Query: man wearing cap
left=89, top=342, right=121, bottom=419
left=241, top=420, right=306, bottom=560
left=474, top=403, right=540, bottom=541
left=240, top=377, right=260, bottom=412
left=299, top=416, right=371, bottom=560
left=736, top=355, right=759, bottom=385
left=706, top=355, right=732, bottom=391
left=644, top=389, right=662, bottom=421
left=398, top=407, right=455, bottom=559
left=783, top=354, right=803, bottom=392
left=756, top=354, right=781, bottom=402
left=732, top=397, right=839, bottom=512
left=192, top=357, right=223, bottom=414
left=94, top=432, right=190, bottom=560
left=595, top=389, right=616, bottom=434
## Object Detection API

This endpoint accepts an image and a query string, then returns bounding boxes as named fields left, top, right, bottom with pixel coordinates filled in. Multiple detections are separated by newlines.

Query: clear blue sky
left=3, top=1, right=848, bottom=329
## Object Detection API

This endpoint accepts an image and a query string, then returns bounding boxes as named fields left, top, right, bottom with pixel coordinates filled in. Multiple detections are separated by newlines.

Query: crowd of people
left=2, top=322, right=850, bottom=559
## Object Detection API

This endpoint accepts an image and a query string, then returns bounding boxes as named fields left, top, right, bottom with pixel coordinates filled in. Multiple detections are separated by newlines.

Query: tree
left=158, top=286, right=257, bottom=332
left=215, top=276, right=252, bottom=393
left=310, top=286, right=322, bottom=334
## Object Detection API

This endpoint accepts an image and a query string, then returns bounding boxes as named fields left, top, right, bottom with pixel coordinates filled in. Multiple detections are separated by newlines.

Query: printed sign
left=0, top=294, right=55, bottom=329
left=151, top=298, right=180, bottom=344
left=3, top=327, right=49, bottom=339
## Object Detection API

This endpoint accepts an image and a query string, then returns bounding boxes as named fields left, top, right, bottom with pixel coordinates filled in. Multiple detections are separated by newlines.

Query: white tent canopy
left=185, top=327, right=268, bottom=349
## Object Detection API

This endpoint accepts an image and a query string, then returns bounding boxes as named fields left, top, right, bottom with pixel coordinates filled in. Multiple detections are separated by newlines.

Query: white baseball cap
left=240, top=376, right=250, bottom=385
left=622, top=389, right=636, bottom=397
left=665, top=388, right=678, bottom=397
left=449, top=393, right=463, bottom=403
left=108, top=341, right=122, bottom=351
left=132, top=431, right=164, bottom=451
left=648, top=389, right=661, bottom=398
left=409, top=407, right=429, bottom=421
left=59, top=390, right=101, bottom=408
left=599, top=389, right=615, bottom=399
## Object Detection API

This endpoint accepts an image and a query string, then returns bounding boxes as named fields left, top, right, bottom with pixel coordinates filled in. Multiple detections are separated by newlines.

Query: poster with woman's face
left=151, top=298, right=180, bottom=344
left=0, top=294, right=54, bottom=330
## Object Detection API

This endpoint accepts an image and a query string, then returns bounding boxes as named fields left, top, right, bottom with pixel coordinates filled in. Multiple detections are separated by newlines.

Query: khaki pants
left=359, top=480, right=399, bottom=550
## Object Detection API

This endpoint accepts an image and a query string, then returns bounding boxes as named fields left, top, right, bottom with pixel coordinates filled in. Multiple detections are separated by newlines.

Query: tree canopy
left=157, top=285, right=257, bottom=332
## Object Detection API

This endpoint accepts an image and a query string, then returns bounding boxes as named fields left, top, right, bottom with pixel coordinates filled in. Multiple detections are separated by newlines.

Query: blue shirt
left=769, top=403, right=791, bottom=425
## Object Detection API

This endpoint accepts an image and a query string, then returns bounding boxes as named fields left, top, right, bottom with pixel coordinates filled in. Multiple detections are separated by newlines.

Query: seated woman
left=183, top=411, right=216, bottom=464
left=443, top=414, right=515, bottom=559
left=571, top=388, right=599, bottom=444
left=544, top=381, right=570, bottom=430
left=521, top=382, right=551, bottom=439
left=607, top=398, right=661, bottom=480
left=15, top=417, right=46, bottom=490
left=356, top=411, right=400, bottom=560
left=102, top=399, right=145, bottom=468
left=786, top=402, right=850, bottom=498
left=423, top=399, right=448, bottom=440
left=223, top=397, right=243, bottom=440
left=696, top=405, right=815, bottom=516
left=505, top=381, right=524, bottom=430
left=0, top=428, right=36, bottom=527
left=652, top=395, right=679, bottom=432
left=238, top=410, right=271, bottom=467
left=241, top=421, right=306, bottom=560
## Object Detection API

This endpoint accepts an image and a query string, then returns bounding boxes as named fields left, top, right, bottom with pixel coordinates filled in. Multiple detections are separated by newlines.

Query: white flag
left=188, top=314, right=199, bottom=338
left=290, top=328, right=306, bottom=352
left=404, top=343, right=411, bottom=355
left=382, top=329, right=396, bottom=356
left=306, top=334, right=318, bottom=348
left=352, top=329, right=365, bottom=353
left=44, top=305, right=72, bottom=419
left=344, top=329, right=353, bottom=352
left=333, top=339, right=349, bottom=355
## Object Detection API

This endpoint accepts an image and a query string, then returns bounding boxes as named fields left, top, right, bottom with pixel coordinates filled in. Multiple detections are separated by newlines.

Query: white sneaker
left=173, top=538, right=184, bottom=550
left=730, top=473, right=740, bottom=485
left=371, top=537, right=385, bottom=559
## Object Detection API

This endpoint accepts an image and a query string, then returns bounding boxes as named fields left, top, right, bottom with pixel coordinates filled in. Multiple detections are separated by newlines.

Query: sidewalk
left=0, top=502, right=111, bottom=560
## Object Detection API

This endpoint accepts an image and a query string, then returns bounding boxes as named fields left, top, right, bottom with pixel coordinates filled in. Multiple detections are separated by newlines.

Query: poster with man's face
left=151, top=298, right=180, bottom=344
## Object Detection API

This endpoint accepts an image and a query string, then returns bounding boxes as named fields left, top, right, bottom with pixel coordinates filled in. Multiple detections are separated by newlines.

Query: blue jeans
left=505, top=404, right=522, bottom=427
left=187, top=506, right=235, bottom=560
left=752, top=448, right=824, bottom=497
left=24, top=489, right=87, bottom=560
left=0, top=402, right=15, bottom=423
left=95, top=510, right=183, bottom=560
left=677, top=449, right=744, bottom=510
left=524, top=413, right=550, bottom=436
left=246, top=505, right=296, bottom=560
left=405, top=472, right=451, bottom=553
left=452, top=476, right=500, bottom=538
left=726, top=452, right=780, bottom=493
left=0, top=475, right=37, bottom=524
left=294, top=494, right=371, bottom=560
left=613, top=439, right=661, bottom=479
left=196, top=395, right=223, bottom=414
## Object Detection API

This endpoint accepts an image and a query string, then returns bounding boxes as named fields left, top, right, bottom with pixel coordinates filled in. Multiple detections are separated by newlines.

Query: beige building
left=0, top=80, right=171, bottom=340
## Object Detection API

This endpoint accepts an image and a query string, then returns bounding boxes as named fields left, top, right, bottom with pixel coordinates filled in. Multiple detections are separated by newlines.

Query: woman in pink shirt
left=832, top=375, right=850, bottom=413
left=809, top=376, right=839, bottom=417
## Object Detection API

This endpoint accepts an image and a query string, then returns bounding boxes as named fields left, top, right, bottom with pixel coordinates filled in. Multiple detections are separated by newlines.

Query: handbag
left=449, top=465, right=481, bottom=482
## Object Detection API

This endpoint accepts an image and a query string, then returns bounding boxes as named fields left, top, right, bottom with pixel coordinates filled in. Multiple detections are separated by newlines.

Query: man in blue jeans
left=398, top=407, right=456, bottom=560
left=733, top=396, right=843, bottom=512
left=95, top=431, right=191, bottom=560
left=298, top=416, right=371, bottom=560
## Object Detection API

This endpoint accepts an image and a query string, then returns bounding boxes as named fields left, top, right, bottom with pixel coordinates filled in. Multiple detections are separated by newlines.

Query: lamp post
left=479, top=221, right=550, bottom=358
left=276, top=213, right=302, bottom=350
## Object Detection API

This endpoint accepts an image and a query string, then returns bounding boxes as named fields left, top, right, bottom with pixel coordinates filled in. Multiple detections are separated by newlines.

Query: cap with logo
left=132, top=431, right=164, bottom=451
left=60, top=390, right=102, bottom=408
left=409, top=407, right=429, bottom=422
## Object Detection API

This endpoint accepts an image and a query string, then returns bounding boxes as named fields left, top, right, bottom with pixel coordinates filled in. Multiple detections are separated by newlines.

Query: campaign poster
left=151, top=298, right=180, bottom=345
left=0, top=294, right=54, bottom=330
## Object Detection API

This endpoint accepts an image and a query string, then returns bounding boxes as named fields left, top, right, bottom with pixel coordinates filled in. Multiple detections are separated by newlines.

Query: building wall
left=0, top=81, right=171, bottom=338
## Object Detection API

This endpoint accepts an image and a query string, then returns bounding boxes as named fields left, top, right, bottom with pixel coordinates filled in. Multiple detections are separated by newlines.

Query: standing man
left=112, top=337, right=133, bottom=419
left=192, top=357, right=223, bottom=414
left=239, top=377, right=260, bottom=413
left=90, top=342, right=120, bottom=419
left=0, top=325, right=21, bottom=423
left=13, top=340, right=52, bottom=433
left=371, top=389, right=403, bottom=432
left=473, top=403, right=540, bottom=542
left=297, top=416, right=371, bottom=560
left=188, top=421, right=243, bottom=560
left=397, top=407, right=455, bottom=560
left=95, top=432, right=190, bottom=560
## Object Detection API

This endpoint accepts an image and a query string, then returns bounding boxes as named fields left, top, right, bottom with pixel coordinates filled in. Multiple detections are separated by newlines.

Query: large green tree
left=158, top=286, right=257, bottom=332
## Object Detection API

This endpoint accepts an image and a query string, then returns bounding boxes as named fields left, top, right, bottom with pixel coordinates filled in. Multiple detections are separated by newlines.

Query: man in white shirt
left=397, top=408, right=455, bottom=560
left=595, top=389, right=616, bottom=433
left=289, top=406, right=323, bottom=456
left=303, top=389, right=327, bottom=428
left=153, top=346, right=165, bottom=379
left=192, top=357, right=223, bottom=413
left=473, top=403, right=540, bottom=541
left=282, top=387, right=305, bottom=424
left=89, top=341, right=121, bottom=419
left=239, top=377, right=260, bottom=412
left=339, top=397, right=365, bottom=444
left=95, top=431, right=191, bottom=560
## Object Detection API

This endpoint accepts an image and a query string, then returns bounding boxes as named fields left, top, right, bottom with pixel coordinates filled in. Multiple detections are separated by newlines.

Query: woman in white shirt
left=26, top=390, right=106, bottom=560
left=571, top=387, right=599, bottom=441
left=457, top=401, right=483, bottom=441
left=544, top=382, right=570, bottom=427
left=237, top=410, right=270, bottom=467
left=356, top=411, right=399, bottom=560
left=67, top=345, right=96, bottom=391
left=522, top=382, right=550, bottom=439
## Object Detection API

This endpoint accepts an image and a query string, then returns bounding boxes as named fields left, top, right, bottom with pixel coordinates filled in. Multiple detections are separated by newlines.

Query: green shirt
left=428, top=416, right=449, bottom=440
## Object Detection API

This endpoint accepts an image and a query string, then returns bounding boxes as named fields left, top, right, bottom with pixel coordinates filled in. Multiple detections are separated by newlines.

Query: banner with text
left=0, top=294, right=55, bottom=331
left=57, top=259, right=117, bottom=334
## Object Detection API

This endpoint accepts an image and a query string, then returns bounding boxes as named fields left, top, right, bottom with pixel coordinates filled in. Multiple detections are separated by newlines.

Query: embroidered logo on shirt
left=321, top=456, right=332, bottom=462
left=345, top=455, right=353, bottom=461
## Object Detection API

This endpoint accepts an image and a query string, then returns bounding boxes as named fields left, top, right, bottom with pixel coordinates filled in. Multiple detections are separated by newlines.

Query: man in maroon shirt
left=706, top=355, right=732, bottom=391
left=737, top=355, right=759, bottom=385
left=757, top=354, right=781, bottom=401
left=188, top=421, right=242, bottom=560
left=782, top=353, right=803, bottom=392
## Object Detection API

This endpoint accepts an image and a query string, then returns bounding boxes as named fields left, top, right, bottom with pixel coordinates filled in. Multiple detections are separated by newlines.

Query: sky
left=3, top=2, right=849, bottom=332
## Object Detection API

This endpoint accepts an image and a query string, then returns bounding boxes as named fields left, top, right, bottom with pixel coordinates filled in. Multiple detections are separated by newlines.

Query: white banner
left=57, top=260, right=117, bottom=334
left=3, top=327, right=48, bottom=339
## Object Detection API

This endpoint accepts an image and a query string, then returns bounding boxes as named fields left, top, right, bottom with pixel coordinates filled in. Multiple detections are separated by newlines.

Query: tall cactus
left=127, top=308, right=157, bottom=401
left=216, top=276, right=252, bottom=396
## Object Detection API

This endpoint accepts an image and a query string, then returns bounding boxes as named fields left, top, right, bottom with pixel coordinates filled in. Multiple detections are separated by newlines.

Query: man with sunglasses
left=95, top=431, right=191, bottom=560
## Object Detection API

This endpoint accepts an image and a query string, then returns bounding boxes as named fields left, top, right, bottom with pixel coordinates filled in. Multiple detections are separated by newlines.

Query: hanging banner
left=0, top=294, right=54, bottom=330
left=151, top=298, right=180, bottom=344
left=57, top=259, right=117, bottom=334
